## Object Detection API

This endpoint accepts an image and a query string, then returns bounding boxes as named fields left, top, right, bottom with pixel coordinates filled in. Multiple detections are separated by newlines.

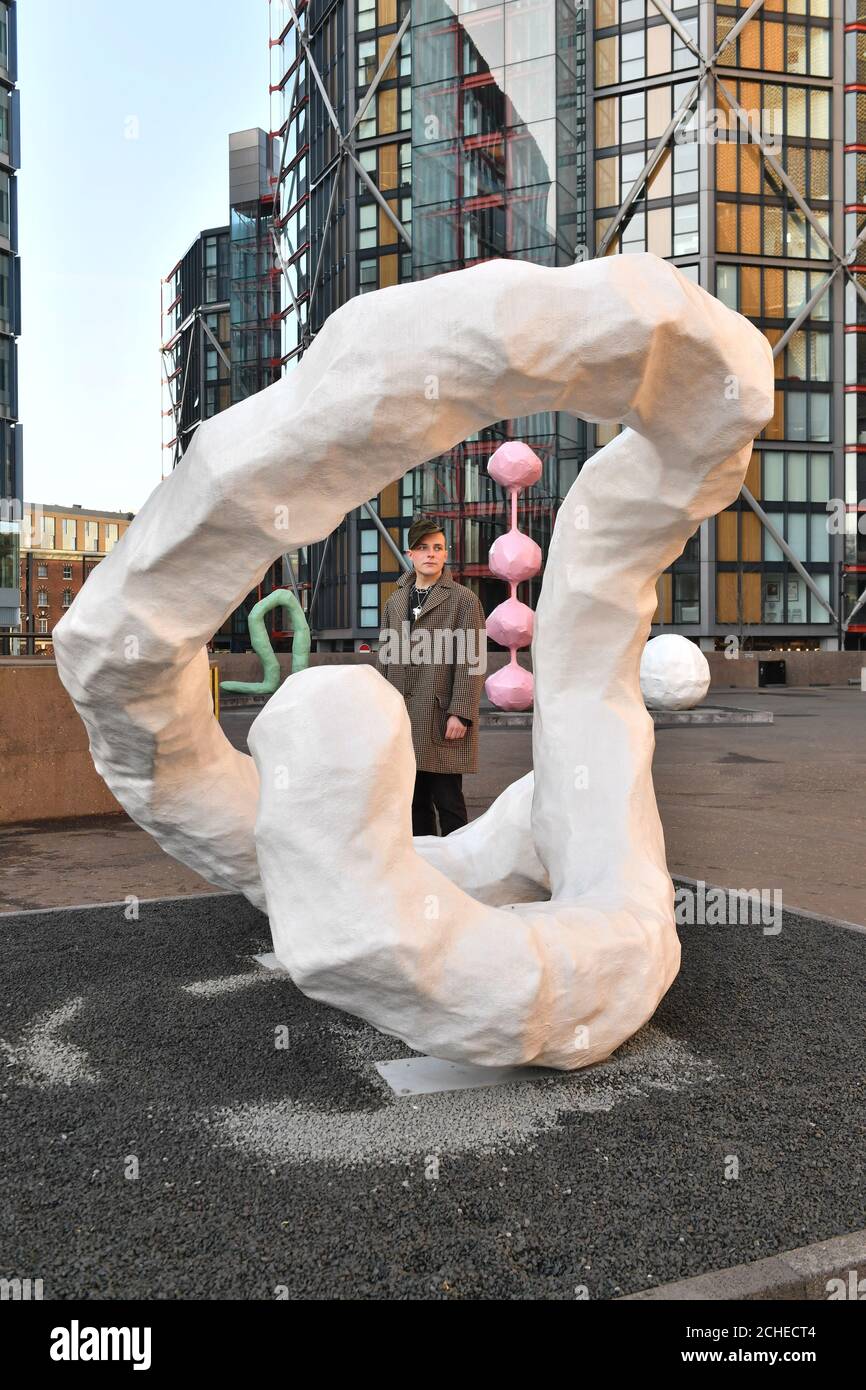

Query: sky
left=18, top=0, right=270, bottom=512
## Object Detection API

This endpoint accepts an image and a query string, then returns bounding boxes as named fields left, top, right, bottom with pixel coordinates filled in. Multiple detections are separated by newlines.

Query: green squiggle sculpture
left=220, top=589, right=311, bottom=695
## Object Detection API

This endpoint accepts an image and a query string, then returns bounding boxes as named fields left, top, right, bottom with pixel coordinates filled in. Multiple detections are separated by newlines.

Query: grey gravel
left=0, top=893, right=864, bottom=1300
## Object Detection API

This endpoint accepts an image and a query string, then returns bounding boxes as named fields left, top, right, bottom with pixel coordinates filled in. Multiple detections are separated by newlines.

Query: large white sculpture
left=640, top=634, right=712, bottom=711
left=52, top=254, right=774, bottom=1070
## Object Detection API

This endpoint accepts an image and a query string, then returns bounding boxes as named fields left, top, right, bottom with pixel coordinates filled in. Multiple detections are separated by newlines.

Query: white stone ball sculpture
left=640, top=634, right=711, bottom=711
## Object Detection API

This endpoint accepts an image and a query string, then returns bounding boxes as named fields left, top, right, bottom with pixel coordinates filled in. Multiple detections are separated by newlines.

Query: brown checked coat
left=375, top=566, right=487, bottom=775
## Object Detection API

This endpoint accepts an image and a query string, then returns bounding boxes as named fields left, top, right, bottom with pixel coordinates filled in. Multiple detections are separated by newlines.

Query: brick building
left=12, top=503, right=135, bottom=655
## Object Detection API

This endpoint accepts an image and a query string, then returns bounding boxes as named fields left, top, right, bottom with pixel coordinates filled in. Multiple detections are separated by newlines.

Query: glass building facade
left=161, top=225, right=232, bottom=460
left=590, top=0, right=860, bottom=649
left=407, top=0, right=585, bottom=619
left=0, top=0, right=21, bottom=642
left=161, top=130, right=285, bottom=651
left=270, top=0, right=587, bottom=643
left=843, top=0, right=866, bottom=641
left=267, top=0, right=859, bottom=650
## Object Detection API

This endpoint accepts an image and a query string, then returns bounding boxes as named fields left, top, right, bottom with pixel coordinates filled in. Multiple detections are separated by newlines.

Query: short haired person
left=376, top=516, right=486, bottom=836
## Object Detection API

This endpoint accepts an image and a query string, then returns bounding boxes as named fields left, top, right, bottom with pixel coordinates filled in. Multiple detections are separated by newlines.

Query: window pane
left=787, top=513, right=807, bottom=561
left=673, top=201, right=698, bottom=254
left=764, top=517, right=784, bottom=563
left=788, top=452, right=808, bottom=500
left=810, top=453, right=830, bottom=502
left=763, top=451, right=785, bottom=500
left=716, top=264, right=738, bottom=310
left=811, top=89, right=830, bottom=139
left=810, top=392, right=830, bottom=441
left=787, top=391, right=807, bottom=440
left=811, top=572, right=831, bottom=623
left=787, top=576, right=807, bottom=622
left=810, top=513, right=829, bottom=561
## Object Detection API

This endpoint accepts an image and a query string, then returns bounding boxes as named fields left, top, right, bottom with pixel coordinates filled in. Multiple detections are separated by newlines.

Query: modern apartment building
left=267, top=1, right=861, bottom=651
left=161, top=129, right=287, bottom=651
left=0, top=0, right=21, bottom=639
left=269, top=0, right=587, bottom=646
left=15, top=504, right=134, bottom=656
left=589, top=0, right=864, bottom=650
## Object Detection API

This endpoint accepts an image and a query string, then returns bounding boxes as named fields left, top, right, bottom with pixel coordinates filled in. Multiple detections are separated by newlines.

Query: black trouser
left=412, top=771, right=467, bottom=837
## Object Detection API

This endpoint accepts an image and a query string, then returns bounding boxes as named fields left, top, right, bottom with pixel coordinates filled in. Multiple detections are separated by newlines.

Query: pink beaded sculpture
left=484, top=441, right=542, bottom=712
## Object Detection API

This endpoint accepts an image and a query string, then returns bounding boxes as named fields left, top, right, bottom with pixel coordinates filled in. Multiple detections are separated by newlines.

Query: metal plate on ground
left=253, top=952, right=289, bottom=974
left=375, top=1055, right=558, bottom=1097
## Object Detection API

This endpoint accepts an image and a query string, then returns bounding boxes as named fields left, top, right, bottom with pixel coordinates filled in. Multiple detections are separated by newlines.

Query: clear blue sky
left=18, top=0, right=270, bottom=512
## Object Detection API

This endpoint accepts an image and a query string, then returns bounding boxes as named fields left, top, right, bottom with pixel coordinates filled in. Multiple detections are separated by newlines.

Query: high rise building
left=590, top=0, right=862, bottom=651
left=269, top=0, right=587, bottom=647
left=161, top=129, right=287, bottom=651
left=0, top=0, right=21, bottom=643
left=268, top=0, right=860, bottom=651
left=843, top=0, right=866, bottom=643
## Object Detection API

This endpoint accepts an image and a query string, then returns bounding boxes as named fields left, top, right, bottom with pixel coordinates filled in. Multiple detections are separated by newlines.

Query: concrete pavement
left=1, top=688, right=863, bottom=925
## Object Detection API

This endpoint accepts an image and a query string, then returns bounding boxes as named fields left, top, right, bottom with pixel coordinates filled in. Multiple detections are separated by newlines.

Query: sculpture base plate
left=375, top=1055, right=559, bottom=1097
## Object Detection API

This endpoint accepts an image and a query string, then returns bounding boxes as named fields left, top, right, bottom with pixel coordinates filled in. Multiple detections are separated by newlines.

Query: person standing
left=376, top=516, right=486, bottom=836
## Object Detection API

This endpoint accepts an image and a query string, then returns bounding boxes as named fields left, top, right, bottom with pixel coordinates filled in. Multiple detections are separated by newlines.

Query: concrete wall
left=217, top=648, right=863, bottom=696
left=706, top=650, right=864, bottom=689
left=215, top=648, right=531, bottom=687
left=1, top=649, right=862, bottom=824
left=0, top=660, right=125, bottom=824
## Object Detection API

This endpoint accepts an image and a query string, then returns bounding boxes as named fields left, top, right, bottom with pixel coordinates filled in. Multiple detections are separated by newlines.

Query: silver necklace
left=411, top=580, right=434, bottom=620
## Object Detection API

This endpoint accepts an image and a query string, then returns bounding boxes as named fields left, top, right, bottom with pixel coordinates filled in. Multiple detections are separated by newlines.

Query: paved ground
left=0, top=892, right=863, bottom=1299
left=1, top=688, right=864, bottom=924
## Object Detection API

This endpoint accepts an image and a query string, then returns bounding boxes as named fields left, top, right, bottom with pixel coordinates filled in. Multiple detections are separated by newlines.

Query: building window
left=0, top=86, right=9, bottom=159
left=0, top=336, right=11, bottom=412
left=621, top=209, right=646, bottom=254
left=358, top=40, right=377, bottom=87
left=673, top=202, right=699, bottom=255
left=104, top=523, right=119, bottom=553
left=673, top=141, right=698, bottom=196
left=84, top=520, right=99, bottom=552
left=360, top=527, right=378, bottom=572
left=673, top=571, right=700, bottom=624
left=61, top=518, right=77, bottom=550
left=673, top=18, right=698, bottom=72
left=62, top=563, right=72, bottom=578
left=620, top=91, right=645, bottom=145
left=37, top=561, right=47, bottom=577
left=360, top=581, right=379, bottom=628
left=62, top=588, right=72, bottom=607
left=37, top=618, right=47, bottom=634
left=0, top=251, right=11, bottom=332
left=37, top=588, right=47, bottom=607
left=621, top=30, right=645, bottom=82
left=358, top=202, right=377, bottom=250
left=40, top=515, right=55, bottom=548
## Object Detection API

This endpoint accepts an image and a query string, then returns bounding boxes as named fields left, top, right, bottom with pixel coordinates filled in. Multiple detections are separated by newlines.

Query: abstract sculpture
left=220, top=590, right=311, bottom=697
left=52, top=254, right=774, bottom=1070
left=484, top=441, right=541, bottom=713
left=640, top=634, right=712, bottom=712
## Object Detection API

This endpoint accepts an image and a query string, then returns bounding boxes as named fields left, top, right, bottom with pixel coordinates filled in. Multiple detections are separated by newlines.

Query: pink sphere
left=488, top=441, right=543, bottom=491
left=488, top=529, right=542, bottom=584
left=486, top=597, right=534, bottom=648
left=485, top=664, right=534, bottom=712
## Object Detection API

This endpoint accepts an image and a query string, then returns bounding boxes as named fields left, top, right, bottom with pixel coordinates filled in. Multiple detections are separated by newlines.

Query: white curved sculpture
left=640, top=634, right=712, bottom=711
left=52, top=254, right=774, bottom=1069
